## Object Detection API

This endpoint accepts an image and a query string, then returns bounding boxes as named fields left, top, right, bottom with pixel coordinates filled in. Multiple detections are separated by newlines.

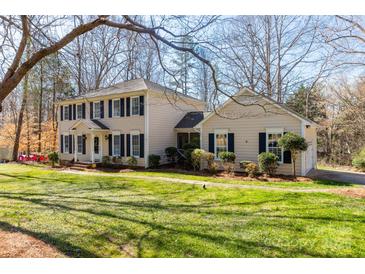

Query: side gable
left=195, top=88, right=318, bottom=128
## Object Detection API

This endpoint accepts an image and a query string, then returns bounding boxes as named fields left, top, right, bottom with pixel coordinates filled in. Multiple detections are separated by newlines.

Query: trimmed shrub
left=245, top=162, right=259, bottom=177
left=165, top=147, right=178, bottom=163
left=219, top=151, right=236, bottom=163
left=127, top=156, right=137, bottom=166
left=48, top=152, right=59, bottom=167
left=191, top=149, right=205, bottom=171
left=258, top=152, right=279, bottom=176
left=239, top=160, right=253, bottom=169
left=352, top=147, right=365, bottom=171
left=219, top=151, right=236, bottom=174
left=203, top=152, right=215, bottom=167
left=183, top=148, right=195, bottom=168
left=278, top=132, right=308, bottom=176
left=208, top=162, right=219, bottom=175
left=148, top=154, right=161, bottom=169
left=182, top=143, right=199, bottom=150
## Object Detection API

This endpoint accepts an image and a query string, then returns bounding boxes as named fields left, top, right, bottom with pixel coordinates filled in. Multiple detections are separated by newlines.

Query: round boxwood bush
left=218, top=151, right=236, bottom=163
left=258, top=152, right=279, bottom=176
left=148, top=154, right=161, bottom=169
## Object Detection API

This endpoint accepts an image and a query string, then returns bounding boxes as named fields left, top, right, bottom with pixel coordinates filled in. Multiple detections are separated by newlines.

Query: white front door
left=94, top=136, right=101, bottom=162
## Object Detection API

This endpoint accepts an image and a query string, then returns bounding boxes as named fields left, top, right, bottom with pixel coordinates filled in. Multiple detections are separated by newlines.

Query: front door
left=94, top=136, right=101, bottom=161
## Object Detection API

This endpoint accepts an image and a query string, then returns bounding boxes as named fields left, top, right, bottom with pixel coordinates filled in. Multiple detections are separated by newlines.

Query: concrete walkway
left=61, top=169, right=335, bottom=193
left=308, top=169, right=365, bottom=185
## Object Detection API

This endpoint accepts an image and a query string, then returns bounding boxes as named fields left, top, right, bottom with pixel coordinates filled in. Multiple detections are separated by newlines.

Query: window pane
left=131, top=97, right=139, bottom=115
left=64, top=136, right=69, bottom=152
left=64, top=106, right=69, bottom=120
left=94, top=102, right=100, bottom=118
left=267, top=132, right=282, bottom=161
left=77, top=105, right=82, bottom=119
left=77, top=136, right=83, bottom=153
left=215, top=133, right=227, bottom=157
left=132, top=134, right=140, bottom=156
left=113, top=100, right=120, bottom=116
left=113, top=135, right=120, bottom=155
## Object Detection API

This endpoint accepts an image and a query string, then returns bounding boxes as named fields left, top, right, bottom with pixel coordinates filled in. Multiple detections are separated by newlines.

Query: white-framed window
left=76, top=104, right=82, bottom=119
left=131, top=131, right=140, bottom=157
left=214, top=129, right=228, bottom=158
left=64, top=105, right=69, bottom=120
left=64, top=134, right=69, bottom=153
left=77, top=135, right=83, bottom=154
left=94, top=101, right=100, bottom=119
left=266, top=128, right=284, bottom=163
left=131, top=96, right=140, bottom=116
left=113, top=99, right=120, bottom=117
left=113, top=134, right=121, bottom=156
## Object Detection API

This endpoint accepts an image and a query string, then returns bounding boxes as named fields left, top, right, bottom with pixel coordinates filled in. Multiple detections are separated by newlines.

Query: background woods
left=0, top=15, right=364, bottom=166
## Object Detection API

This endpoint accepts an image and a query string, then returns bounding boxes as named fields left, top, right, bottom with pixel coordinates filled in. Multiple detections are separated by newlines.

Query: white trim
left=112, top=133, right=121, bottom=157
left=130, top=96, right=140, bottom=116
left=195, top=88, right=318, bottom=128
left=301, top=122, right=306, bottom=176
left=214, top=129, right=228, bottom=159
left=112, top=98, right=121, bottom=117
left=76, top=135, right=83, bottom=155
left=93, top=101, right=101, bottom=119
left=266, top=129, right=284, bottom=164
left=130, top=130, right=140, bottom=158
left=144, top=92, right=149, bottom=168
left=76, top=103, right=83, bottom=120
left=63, top=105, right=70, bottom=120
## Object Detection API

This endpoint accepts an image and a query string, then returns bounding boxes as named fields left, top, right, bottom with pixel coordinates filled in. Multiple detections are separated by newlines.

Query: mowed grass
left=0, top=164, right=364, bottom=257
left=120, top=170, right=356, bottom=188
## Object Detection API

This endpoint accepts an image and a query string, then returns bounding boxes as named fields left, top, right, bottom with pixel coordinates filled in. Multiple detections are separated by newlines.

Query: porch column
left=74, top=134, right=78, bottom=162
left=91, top=133, right=95, bottom=163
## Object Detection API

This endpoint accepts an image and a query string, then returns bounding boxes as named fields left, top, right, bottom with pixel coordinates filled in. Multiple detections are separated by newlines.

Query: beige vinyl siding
left=58, top=90, right=146, bottom=166
left=201, top=94, right=303, bottom=175
left=148, top=91, right=205, bottom=163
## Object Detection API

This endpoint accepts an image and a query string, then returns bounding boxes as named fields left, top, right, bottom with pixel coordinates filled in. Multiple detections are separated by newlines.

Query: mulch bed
left=0, top=230, right=64, bottom=258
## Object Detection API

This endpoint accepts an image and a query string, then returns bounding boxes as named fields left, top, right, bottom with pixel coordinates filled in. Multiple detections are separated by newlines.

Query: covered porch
left=69, top=119, right=110, bottom=163
left=175, top=111, right=205, bottom=149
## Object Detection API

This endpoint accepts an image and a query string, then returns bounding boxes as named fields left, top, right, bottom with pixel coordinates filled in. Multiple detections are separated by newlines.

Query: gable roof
left=69, top=119, right=109, bottom=131
left=175, top=111, right=205, bottom=129
left=59, top=78, right=204, bottom=104
left=195, top=88, right=318, bottom=127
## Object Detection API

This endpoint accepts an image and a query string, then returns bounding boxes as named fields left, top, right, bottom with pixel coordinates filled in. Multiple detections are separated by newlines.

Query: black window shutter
left=120, top=98, right=125, bottom=117
left=60, top=135, right=64, bottom=153
left=108, top=134, right=112, bottom=156
left=120, top=134, right=125, bottom=157
left=126, top=97, right=130, bottom=117
left=73, top=104, right=76, bottom=120
left=90, top=102, right=93, bottom=119
left=259, top=132, right=266, bottom=154
left=208, top=133, right=214, bottom=153
left=139, top=95, right=144, bottom=116
left=60, top=106, right=63, bottom=121
left=68, top=104, right=72, bottom=121
left=140, top=134, right=144, bottom=158
left=126, top=134, right=131, bottom=156
left=283, top=132, right=292, bottom=163
left=82, top=103, right=86, bottom=119
left=68, top=135, right=73, bottom=154
left=228, top=133, right=234, bottom=153
left=108, top=99, right=112, bottom=118
left=100, top=101, right=104, bottom=119
left=82, top=135, right=86, bottom=154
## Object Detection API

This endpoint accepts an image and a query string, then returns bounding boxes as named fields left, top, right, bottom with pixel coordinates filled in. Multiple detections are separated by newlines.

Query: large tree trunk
left=37, top=61, right=44, bottom=153
left=12, top=75, right=28, bottom=161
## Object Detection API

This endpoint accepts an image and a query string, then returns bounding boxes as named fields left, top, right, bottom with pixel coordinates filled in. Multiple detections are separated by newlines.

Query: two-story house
left=58, top=78, right=318, bottom=175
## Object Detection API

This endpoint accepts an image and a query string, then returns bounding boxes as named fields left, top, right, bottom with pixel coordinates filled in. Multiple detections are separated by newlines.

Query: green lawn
left=0, top=164, right=364, bottom=257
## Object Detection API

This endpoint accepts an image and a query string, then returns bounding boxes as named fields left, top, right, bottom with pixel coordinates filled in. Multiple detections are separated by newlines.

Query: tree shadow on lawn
left=0, top=221, right=99, bottom=257
left=313, top=179, right=354, bottom=187
left=1, top=190, right=364, bottom=257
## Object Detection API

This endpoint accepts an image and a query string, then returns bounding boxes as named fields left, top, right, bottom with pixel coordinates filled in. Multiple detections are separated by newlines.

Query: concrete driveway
left=308, top=169, right=365, bottom=185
